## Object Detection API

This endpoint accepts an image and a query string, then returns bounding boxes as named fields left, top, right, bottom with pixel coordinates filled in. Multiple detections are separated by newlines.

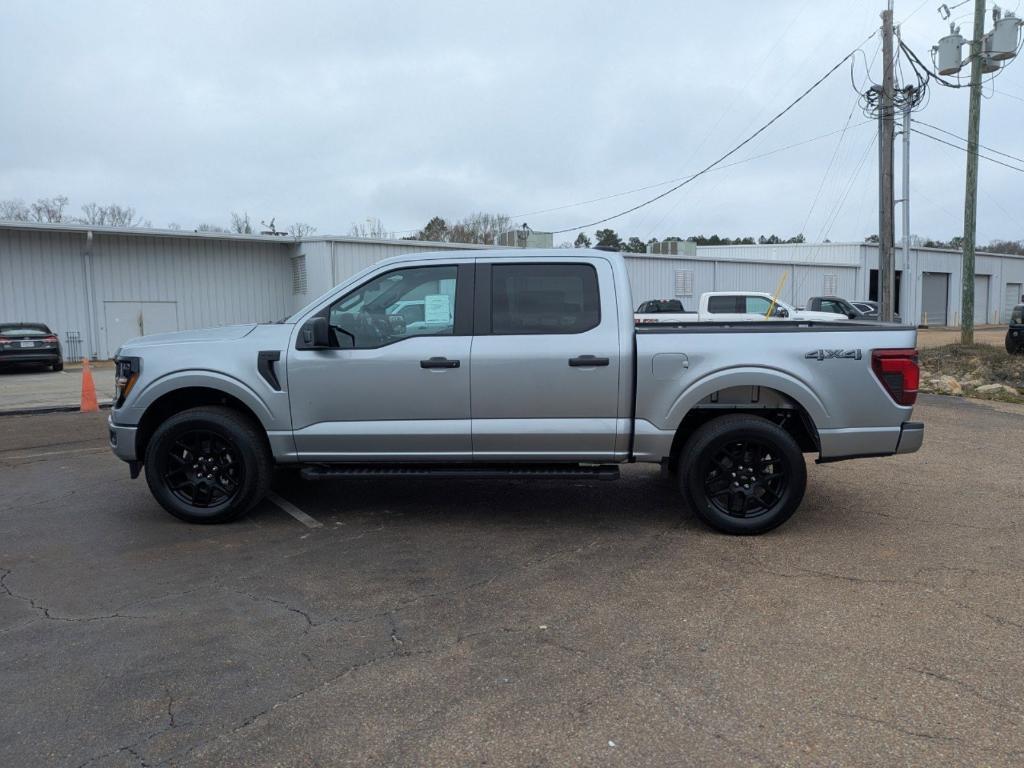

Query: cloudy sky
left=2, top=0, right=1022, bottom=245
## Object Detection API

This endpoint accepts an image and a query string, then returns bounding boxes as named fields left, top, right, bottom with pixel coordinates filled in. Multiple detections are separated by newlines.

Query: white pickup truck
left=635, top=292, right=843, bottom=324
left=108, top=249, right=923, bottom=535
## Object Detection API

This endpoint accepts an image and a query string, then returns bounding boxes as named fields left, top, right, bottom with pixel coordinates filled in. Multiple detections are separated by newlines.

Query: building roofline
left=0, top=220, right=300, bottom=242
left=0, top=220, right=517, bottom=250
left=695, top=240, right=1017, bottom=259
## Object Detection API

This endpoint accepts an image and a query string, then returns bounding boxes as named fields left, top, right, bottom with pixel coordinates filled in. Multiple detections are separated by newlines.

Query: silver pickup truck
left=108, top=249, right=923, bottom=534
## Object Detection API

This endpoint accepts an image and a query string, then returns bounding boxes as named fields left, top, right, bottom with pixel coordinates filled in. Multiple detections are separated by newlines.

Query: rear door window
left=491, top=264, right=600, bottom=335
left=707, top=296, right=741, bottom=314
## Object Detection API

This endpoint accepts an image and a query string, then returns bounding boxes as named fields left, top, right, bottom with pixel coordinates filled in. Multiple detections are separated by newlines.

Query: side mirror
left=774, top=307, right=790, bottom=318
left=298, top=316, right=331, bottom=349
left=848, top=311, right=858, bottom=319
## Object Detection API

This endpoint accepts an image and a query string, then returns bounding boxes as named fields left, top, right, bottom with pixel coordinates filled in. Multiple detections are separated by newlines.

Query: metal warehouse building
left=2, top=221, right=1022, bottom=360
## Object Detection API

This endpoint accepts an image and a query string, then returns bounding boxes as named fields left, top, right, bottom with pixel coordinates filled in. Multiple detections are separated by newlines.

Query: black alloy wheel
left=678, top=414, right=807, bottom=535
left=161, top=429, right=244, bottom=509
left=702, top=438, right=788, bottom=520
left=145, top=406, right=272, bottom=524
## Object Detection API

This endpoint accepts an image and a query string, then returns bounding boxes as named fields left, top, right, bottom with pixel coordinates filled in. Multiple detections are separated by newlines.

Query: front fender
left=664, top=366, right=830, bottom=430
left=119, top=369, right=282, bottom=430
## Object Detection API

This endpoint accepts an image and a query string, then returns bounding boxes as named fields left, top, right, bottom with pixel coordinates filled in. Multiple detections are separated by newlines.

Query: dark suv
left=0, top=323, right=64, bottom=371
left=1007, top=305, right=1024, bottom=354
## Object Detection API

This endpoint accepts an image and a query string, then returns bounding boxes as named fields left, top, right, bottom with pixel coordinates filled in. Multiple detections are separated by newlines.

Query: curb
left=0, top=403, right=113, bottom=417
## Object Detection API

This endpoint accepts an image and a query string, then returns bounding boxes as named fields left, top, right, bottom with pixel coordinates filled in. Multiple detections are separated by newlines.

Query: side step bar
left=300, top=464, right=620, bottom=481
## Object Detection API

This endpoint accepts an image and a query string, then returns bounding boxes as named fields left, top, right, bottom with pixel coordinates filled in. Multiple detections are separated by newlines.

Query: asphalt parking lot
left=1, top=397, right=1022, bottom=767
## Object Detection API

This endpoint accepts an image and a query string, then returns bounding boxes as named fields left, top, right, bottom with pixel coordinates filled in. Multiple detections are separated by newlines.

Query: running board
left=300, top=464, right=620, bottom=481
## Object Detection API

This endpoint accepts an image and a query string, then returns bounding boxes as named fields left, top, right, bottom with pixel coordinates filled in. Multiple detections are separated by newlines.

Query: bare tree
left=230, top=211, right=253, bottom=234
left=29, top=195, right=69, bottom=223
left=167, top=222, right=182, bottom=230
left=348, top=217, right=392, bottom=239
left=0, top=198, right=30, bottom=221
left=409, top=212, right=512, bottom=244
left=289, top=222, right=317, bottom=238
left=78, top=202, right=148, bottom=227
left=196, top=223, right=228, bottom=233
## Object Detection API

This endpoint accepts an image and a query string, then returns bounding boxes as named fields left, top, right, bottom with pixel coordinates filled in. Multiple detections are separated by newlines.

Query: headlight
left=114, top=357, right=141, bottom=406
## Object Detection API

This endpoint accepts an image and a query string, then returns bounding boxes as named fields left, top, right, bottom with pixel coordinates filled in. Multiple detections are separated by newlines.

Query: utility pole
left=901, top=86, right=913, bottom=322
left=878, top=6, right=896, bottom=322
left=960, top=0, right=985, bottom=345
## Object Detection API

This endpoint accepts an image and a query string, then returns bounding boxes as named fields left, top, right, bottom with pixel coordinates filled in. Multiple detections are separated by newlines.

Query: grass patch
left=918, top=343, right=1024, bottom=403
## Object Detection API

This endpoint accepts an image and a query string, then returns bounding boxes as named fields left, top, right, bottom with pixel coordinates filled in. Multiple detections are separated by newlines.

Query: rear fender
left=664, top=367, right=829, bottom=431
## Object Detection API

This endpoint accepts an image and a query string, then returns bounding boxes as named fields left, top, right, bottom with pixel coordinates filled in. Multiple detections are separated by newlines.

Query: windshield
left=0, top=324, right=51, bottom=337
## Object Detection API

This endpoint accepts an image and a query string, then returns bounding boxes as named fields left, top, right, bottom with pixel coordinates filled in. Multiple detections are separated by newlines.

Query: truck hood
left=118, top=324, right=258, bottom=352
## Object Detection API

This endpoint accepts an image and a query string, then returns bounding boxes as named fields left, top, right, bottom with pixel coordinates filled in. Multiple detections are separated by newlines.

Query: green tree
left=594, top=228, right=623, bottom=249
left=573, top=232, right=592, bottom=248
left=623, top=236, right=646, bottom=253
left=415, top=216, right=449, bottom=242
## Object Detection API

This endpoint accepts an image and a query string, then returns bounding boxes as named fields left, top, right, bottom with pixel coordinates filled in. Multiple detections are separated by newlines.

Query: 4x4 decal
left=805, top=349, right=862, bottom=361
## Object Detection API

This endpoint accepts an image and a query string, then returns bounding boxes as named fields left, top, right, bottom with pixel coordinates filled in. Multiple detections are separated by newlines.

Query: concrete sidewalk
left=0, top=361, right=114, bottom=414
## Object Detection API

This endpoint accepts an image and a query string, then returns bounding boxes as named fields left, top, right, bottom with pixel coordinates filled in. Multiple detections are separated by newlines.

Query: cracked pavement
left=1, top=395, right=1022, bottom=767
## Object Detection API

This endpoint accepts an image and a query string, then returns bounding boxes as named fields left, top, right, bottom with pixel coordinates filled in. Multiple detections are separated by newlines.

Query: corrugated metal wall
left=1, top=229, right=89, bottom=344
left=1, top=228, right=294, bottom=358
left=624, top=252, right=858, bottom=309
left=7, top=225, right=1024, bottom=356
left=291, top=238, right=497, bottom=310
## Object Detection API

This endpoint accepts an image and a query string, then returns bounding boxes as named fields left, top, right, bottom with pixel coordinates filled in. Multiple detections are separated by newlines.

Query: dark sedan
left=0, top=323, right=63, bottom=371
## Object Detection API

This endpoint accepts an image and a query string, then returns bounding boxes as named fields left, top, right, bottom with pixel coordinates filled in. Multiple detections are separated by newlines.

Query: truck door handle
left=420, top=357, right=460, bottom=369
left=568, top=355, right=610, bottom=367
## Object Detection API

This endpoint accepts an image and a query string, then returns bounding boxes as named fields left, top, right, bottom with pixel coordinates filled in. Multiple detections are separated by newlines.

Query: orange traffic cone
left=80, top=358, right=99, bottom=413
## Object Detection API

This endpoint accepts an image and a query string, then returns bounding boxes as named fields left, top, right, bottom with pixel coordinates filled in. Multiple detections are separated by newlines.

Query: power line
left=913, top=118, right=1024, bottom=165
left=995, top=88, right=1024, bottom=102
left=505, top=122, right=872, bottom=223
left=911, top=128, right=1024, bottom=173
left=547, top=36, right=877, bottom=235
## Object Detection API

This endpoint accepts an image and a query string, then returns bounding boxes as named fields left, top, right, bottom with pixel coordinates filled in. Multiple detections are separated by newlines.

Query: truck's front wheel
left=678, top=414, right=806, bottom=535
left=145, top=406, right=272, bottom=524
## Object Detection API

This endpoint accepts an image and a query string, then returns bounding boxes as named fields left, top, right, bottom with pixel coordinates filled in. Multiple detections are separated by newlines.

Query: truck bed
left=632, top=320, right=918, bottom=462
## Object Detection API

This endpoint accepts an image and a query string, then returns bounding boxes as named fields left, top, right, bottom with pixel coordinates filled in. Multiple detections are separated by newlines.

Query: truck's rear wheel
left=145, top=406, right=271, bottom=524
left=678, top=414, right=806, bottom=535
left=1006, top=333, right=1023, bottom=354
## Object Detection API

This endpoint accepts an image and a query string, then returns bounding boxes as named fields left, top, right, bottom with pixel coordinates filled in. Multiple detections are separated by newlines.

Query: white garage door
left=921, top=273, right=948, bottom=326
left=1006, top=283, right=1023, bottom=322
left=974, top=275, right=990, bottom=325
left=102, top=301, right=178, bottom=358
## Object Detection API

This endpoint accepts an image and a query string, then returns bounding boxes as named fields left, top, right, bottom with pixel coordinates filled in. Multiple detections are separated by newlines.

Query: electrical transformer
left=989, top=10, right=1022, bottom=60
left=935, top=24, right=964, bottom=75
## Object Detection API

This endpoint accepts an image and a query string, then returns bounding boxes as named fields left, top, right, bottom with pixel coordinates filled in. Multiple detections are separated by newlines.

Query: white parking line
left=266, top=491, right=322, bottom=529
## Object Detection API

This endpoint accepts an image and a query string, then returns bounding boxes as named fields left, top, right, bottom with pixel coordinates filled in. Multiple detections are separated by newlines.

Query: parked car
left=1006, top=303, right=1024, bottom=354
left=634, top=299, right=697, bottom=324
left=637, top=292, right=846, bottom=325
left=108, top=249, right=923, bottom=535
left=804, top=296, right=869, bottom=319
left=696, top=292, right=845, bottom=323
left=0, top=323, right=63, bottom=370
left=849, top=300, right=902, bottom=324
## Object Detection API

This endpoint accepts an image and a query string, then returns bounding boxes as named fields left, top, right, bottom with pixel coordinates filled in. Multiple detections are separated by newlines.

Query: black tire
left=1006, top=333, right=1023, bottom=354
left=678, top=414, right=807, bottom=535
left=51, top=360, right=63, bottom=372
left=144, top=406, right=272, bottom=524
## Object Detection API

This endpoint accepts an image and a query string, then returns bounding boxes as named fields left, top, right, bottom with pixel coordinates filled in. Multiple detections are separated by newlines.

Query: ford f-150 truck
left=108, top=249, right=923, bottom=534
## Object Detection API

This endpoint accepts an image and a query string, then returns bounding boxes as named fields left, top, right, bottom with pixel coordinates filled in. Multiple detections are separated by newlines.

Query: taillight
left=0, top=337, right=8, bottom=344
left=871, top=348, right=919, bottom=406
left=43, top=335, right=58, bottom=343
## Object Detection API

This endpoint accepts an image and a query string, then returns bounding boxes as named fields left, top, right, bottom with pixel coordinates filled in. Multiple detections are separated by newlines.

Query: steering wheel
left=355, top=311, right=389, bottom=344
